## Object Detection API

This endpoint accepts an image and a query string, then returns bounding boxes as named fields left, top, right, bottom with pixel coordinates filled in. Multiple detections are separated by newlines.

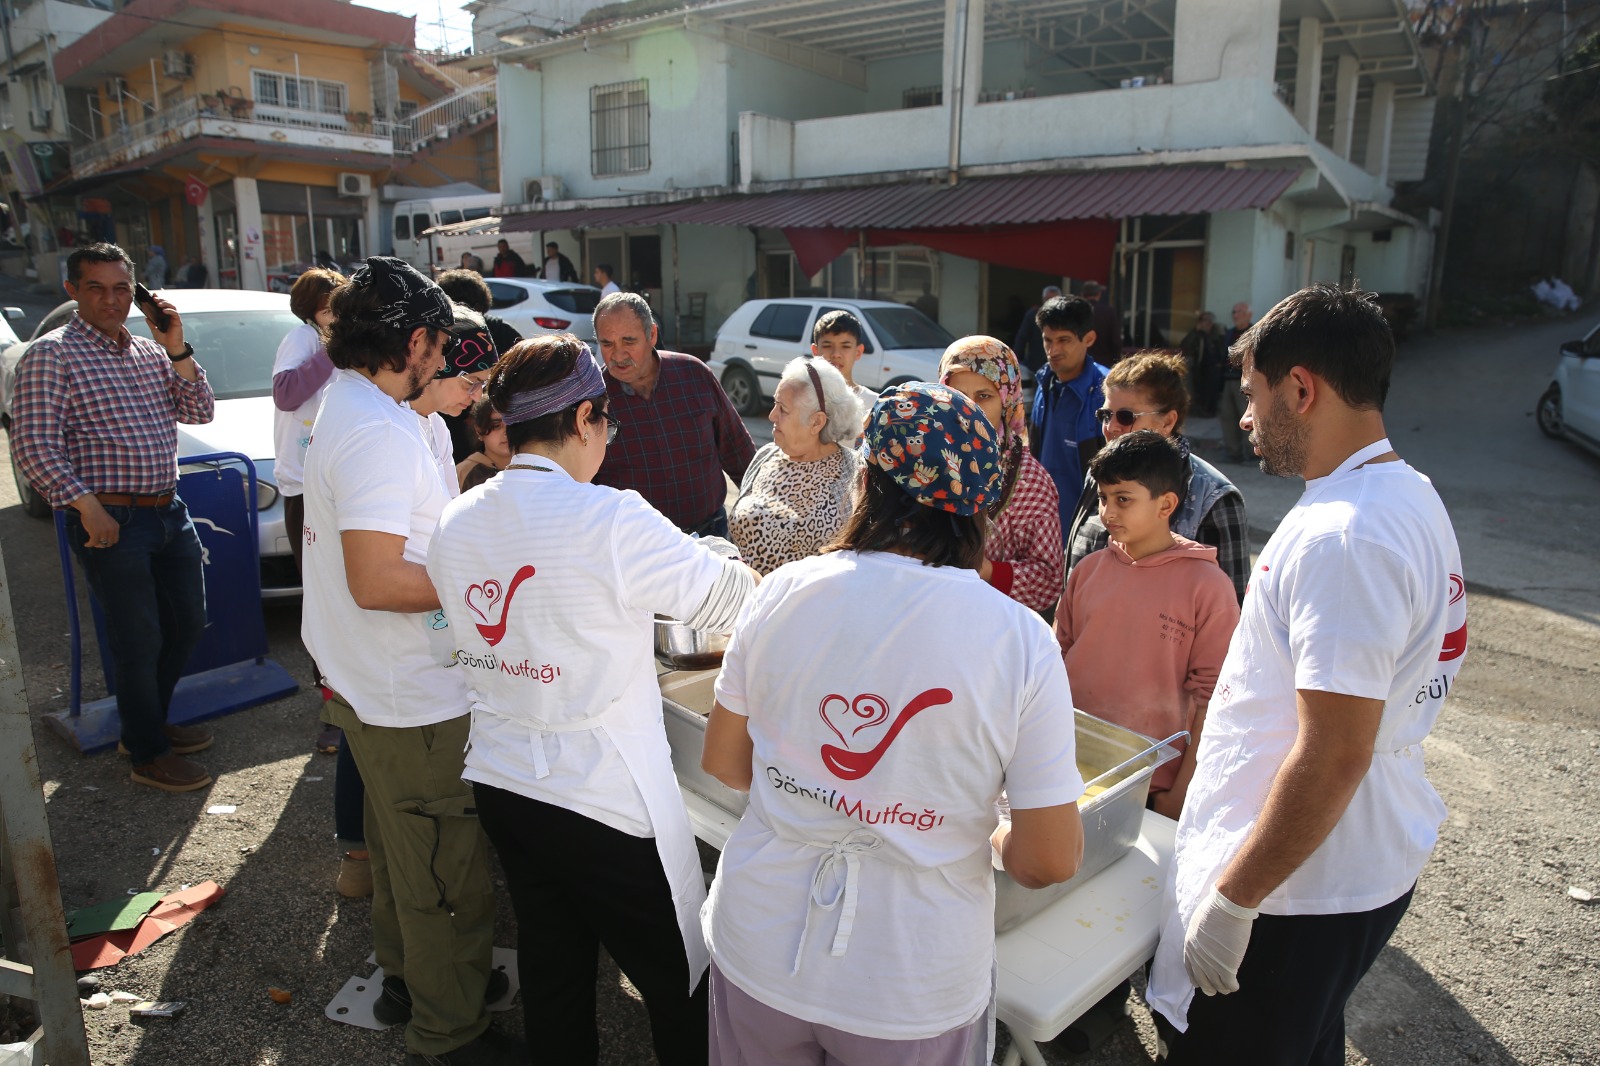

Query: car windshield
left=128, top=309, right=304, bottom=401
left=862, top=307, right=955, bottom=350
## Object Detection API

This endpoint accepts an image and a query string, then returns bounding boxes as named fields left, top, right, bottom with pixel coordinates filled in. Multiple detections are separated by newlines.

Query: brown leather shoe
left=118, top=722, right=214, bottom=757
left=130, top=754, right=213, bottom=793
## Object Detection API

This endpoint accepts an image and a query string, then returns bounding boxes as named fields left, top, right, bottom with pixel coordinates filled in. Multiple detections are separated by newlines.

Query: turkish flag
left=184, top=175, right=208, bottom=206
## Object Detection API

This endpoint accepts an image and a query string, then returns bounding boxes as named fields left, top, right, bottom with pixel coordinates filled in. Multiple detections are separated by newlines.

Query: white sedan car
left=1538, top=321, right=1600, bottom=460
left=2, top=290, right=305, bottom=599
left=482, top=277, right=602, bottom=348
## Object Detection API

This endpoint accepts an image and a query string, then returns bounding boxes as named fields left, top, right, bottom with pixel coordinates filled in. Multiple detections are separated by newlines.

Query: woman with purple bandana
left=700, top=383, right=1086, bottom=1066
left=426, top=333, right=758, bottom=1066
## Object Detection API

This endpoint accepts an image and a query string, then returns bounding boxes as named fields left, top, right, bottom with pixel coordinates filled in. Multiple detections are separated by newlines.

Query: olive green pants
left=327, top=697, right=494, bottom=1056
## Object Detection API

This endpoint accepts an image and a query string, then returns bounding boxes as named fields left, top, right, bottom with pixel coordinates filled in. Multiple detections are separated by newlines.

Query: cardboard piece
left=67, top=893, right=163, bottom=939
left=70, top=882, right=225, bottom=971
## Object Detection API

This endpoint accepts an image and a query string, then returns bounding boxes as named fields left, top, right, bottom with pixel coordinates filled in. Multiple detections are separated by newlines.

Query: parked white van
left=390, top=194, right=501, bottom=270
left=420, top=216, right=539, bottom=279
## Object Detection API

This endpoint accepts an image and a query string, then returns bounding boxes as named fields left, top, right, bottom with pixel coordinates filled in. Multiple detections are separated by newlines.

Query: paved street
left=0, top=283, right=1596, bottom=1064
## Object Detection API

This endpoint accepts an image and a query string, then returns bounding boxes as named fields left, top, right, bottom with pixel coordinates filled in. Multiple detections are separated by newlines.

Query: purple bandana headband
left=499, top=345, right=606, bottom=425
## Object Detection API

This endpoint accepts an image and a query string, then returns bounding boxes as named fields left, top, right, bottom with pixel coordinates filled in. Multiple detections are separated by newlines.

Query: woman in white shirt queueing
left=426, top=333, right=758, bottom=1065
left=701, top=382, right=1087, bottom=1066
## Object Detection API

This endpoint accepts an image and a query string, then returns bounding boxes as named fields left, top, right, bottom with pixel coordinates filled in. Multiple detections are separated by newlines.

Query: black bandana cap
left=348, top=256, right=454, bottom=334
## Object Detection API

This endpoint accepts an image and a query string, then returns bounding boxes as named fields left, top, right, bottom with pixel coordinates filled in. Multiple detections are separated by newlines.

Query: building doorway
left=1116, top=216, right=1207, bottom=350
left=985, top=265, right=1063, bottom=348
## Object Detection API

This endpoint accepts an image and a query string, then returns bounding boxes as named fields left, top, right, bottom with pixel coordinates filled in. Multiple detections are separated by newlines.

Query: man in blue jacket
left=1029, top=294, right=1109, bottom=540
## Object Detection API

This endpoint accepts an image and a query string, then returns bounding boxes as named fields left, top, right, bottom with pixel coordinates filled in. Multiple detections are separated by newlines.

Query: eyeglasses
left=1096, top=407, right=1166, bottom=428
left=464, top=377, right=487, bottom=398
left=602, top=412, right=622, bottom=445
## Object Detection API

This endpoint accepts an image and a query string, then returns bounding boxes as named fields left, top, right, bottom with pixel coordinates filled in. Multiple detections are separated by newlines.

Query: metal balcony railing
left=71, top=94, right=398, bottom=175
left=392, top=83, right=494, bottom=153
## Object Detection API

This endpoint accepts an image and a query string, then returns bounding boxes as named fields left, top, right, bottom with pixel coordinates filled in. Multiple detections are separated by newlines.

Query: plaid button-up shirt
left=12, top=313, right=214, bottom=508
left=595, top=350, right=755, bottom=530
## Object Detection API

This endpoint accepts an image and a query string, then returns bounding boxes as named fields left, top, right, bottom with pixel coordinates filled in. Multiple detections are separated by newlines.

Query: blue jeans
left=65, top=499, right=207, bottom=764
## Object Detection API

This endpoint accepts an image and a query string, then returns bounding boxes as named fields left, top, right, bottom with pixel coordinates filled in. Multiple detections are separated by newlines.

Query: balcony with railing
left=72, top=93, right=399, bottom=178
left=390, top=82, right=494, bottom=154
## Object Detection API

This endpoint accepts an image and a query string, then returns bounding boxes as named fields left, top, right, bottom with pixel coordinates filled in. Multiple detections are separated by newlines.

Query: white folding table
left=679, top=790, right=1176, bottom=1066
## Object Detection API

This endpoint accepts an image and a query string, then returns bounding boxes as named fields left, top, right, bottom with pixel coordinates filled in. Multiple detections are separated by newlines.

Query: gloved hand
left=694, top=535, right=744, bottom=561
left=1183, top=886, right=1259, bottom=996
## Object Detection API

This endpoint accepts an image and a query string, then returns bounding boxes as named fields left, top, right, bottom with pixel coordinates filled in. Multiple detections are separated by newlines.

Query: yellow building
left=48, top=0, right=496, bottom=289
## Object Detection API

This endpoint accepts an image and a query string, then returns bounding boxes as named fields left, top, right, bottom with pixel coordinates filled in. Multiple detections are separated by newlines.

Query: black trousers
left=1165, top=885, right=1414, bottom=1066
left=473, top=784, right=708, bottom=1066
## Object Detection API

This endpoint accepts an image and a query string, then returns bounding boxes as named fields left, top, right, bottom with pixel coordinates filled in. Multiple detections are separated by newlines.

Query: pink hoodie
left=1054, top=534, right=1241, bottom=792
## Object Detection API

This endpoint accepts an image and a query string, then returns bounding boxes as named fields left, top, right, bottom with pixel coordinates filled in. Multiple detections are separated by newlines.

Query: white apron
left=475, top=696, right=709, bottom=992
left=1148, top=438, right=1396, bottom=1027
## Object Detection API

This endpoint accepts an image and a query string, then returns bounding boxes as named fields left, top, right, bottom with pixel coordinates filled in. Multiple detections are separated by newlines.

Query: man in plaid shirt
left=12, top=243, right=216, bottom=792
left=592, top=292, right=755, bottom=535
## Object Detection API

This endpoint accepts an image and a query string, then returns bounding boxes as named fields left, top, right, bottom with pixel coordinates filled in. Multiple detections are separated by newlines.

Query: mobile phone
left=133, top=282, right=172, bottom=332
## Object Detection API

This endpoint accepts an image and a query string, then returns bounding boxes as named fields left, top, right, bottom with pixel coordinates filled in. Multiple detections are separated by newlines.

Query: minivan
left=391, top=194, right=502, bottom=271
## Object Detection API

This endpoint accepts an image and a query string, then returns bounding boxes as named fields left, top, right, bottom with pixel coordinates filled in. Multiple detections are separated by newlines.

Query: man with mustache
left=591, top=291, right=755, bottom=535
left=1146, top=284, right=1467, bottom=1066
left=300, top=258, right=517, bottom=1066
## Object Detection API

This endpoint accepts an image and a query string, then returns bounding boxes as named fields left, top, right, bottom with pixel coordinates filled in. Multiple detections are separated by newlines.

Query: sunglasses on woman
left=1095, top=407, right=1166, bottom=428
left=602, top=412, right=622, bottom=444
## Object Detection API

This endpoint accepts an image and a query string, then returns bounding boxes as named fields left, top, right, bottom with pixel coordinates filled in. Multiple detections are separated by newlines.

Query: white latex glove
left=694, top=534, right=743, bottom=561
left=1183, top=886, right=1259, bottom=996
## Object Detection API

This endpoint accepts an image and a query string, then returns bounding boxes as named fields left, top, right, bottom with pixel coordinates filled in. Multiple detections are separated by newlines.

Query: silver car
left=1538, top=321, right=1600, bottom=460
left=2, top=290, right=305, bottom=599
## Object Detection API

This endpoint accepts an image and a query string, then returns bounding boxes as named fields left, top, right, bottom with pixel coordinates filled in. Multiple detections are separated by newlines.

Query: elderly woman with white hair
left=728, top=356, right=863, bottom=575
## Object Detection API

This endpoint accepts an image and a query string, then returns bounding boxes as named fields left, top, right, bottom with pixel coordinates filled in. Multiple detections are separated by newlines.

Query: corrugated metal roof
left=502, top=166, right=1302, bottom=234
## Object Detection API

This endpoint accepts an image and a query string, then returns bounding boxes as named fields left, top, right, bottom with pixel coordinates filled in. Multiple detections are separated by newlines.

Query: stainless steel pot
left=654, top=617, right=729, bottom=671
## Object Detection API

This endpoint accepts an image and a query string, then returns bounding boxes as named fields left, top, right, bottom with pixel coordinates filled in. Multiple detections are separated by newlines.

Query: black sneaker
left=373, top=968, right=510, bottom=1027
left=403, top=1027, right=525, bottom=1066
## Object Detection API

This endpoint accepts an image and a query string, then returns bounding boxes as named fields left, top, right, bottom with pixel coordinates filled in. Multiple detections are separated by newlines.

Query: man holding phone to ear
left=12, top=242, right=216, bottom=792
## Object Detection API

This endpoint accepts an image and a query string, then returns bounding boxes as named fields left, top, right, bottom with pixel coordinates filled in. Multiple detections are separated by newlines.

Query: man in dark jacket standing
left=491, top=239, right=526, bottom=278
left=1082, top=281, right=1123, bottom=366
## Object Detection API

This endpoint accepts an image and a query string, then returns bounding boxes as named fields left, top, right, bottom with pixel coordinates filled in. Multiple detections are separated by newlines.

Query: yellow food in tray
left=1078, top=783, right=1109, bottom=806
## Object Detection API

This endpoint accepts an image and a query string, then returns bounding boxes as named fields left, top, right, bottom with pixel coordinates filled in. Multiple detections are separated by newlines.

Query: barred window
left=591, top=78, right=650, bottom=177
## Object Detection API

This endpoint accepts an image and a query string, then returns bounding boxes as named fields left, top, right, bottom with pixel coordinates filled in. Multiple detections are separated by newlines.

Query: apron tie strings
left=791, top=829, right=882, bottom=975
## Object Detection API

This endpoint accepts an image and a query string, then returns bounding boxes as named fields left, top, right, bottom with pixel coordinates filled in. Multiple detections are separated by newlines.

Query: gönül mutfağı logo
left=463, top=565, right=536, bottom=646
left=818, top=688, right=952, bottom=780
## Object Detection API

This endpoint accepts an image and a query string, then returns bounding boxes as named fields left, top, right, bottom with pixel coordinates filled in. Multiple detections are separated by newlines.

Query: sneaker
left=374, top=969, right=510, bottom=1027
left=117, top=722, right=213, bottom=757
left=337, top=851, right=373, bottom=899
left=403, top=1028, right=525, bottom=1066
left=129, top=754, right=212, bottom=793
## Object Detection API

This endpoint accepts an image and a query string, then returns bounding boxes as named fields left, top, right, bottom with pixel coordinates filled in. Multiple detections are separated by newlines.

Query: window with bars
left=590, top=78, right=650, bottom=177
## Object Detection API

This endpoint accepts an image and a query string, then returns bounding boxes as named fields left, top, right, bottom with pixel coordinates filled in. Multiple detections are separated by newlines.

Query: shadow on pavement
left=1346, top=947, right=1519, bottom=1066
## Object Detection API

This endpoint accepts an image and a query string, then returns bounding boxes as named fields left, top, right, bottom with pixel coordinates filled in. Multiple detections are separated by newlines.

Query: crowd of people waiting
left=9, top=243, right=1466, bottom=1066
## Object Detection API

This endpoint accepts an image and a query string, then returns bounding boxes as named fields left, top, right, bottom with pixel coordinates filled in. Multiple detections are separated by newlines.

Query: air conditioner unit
left=337, top=172, right=372, bottom=197
left=523, top=175, right=563, bottom=203
left=28, top=109, right=51, bottom=131
left=161, top=51, right=194, bottom=79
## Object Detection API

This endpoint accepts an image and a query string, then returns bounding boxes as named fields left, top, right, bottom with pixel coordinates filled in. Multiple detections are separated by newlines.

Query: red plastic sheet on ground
left=70, top=881, right=225, bottom=971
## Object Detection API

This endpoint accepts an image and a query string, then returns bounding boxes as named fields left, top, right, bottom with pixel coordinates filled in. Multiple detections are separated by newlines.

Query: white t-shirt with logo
left=301, top=370, right=468, bottom=728
left=270, top=322, right=337, bottom=497
left=704, top=551, right=1082, bottom=1040
left=1147, top=454, right=1466, bottom=1028
left=425, top=463, right=726, bottom=836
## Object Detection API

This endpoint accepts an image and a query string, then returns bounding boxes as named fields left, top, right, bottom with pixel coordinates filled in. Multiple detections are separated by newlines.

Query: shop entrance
left=985, top=265, right=1063, bottom=347
left=1116, top=216, right=1207, bottom=350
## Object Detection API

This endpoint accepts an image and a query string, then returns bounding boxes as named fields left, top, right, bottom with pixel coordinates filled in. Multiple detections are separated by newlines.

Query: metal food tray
left=993, top=710, right=1183, bottom=933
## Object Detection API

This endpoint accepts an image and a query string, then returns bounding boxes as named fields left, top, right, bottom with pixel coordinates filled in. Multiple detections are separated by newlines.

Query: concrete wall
left=498, top=62, right=545, bottom=196
left=1172, top=0, right=1280, bottom=85
left=666, top=225, right=755, bottom=344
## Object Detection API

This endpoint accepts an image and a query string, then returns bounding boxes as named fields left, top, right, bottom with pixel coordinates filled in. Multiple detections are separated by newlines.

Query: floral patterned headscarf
left=937, top=336, right=1026, bottom=517
left=863, top=382, right=1001, bottom=515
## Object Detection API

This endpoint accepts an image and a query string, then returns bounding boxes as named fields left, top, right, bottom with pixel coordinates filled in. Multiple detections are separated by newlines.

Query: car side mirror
left=1561, top=340, right=1588, bottom=358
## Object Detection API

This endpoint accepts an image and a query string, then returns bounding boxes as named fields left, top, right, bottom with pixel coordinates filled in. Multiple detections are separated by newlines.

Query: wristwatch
left=167, top=342, right=194, bottom=363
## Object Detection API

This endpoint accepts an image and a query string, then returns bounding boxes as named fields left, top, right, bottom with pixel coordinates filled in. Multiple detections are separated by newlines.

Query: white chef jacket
left=1147, top=441, right=1467, bottom=1029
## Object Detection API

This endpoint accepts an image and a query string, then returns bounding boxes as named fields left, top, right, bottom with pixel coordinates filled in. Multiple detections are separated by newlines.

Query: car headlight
left=255, top=479, right=279, bottom=510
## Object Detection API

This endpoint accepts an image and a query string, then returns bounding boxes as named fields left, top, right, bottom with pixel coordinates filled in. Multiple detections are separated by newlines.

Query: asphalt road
left=1, top=276, right=1596, bottom=1064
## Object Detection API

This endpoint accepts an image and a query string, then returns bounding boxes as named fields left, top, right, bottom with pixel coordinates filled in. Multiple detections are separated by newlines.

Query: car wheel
left=1537, top=384, right=1563, bottom=439
left=721, top=365, right=762, bottom=416
left=8, top=434, right=50, bottom=518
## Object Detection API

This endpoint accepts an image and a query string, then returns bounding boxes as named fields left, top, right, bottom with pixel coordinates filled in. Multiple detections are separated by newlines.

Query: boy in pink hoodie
left=1054, top=430, right=1240, bottom=820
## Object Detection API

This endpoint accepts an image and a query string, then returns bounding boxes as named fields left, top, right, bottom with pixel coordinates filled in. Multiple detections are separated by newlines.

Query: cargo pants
left=326, top=696, right=495, bottom=1057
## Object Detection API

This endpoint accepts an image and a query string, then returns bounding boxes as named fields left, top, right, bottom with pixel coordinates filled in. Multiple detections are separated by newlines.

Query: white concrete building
left=472, top=0, right=1436, bottom=350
